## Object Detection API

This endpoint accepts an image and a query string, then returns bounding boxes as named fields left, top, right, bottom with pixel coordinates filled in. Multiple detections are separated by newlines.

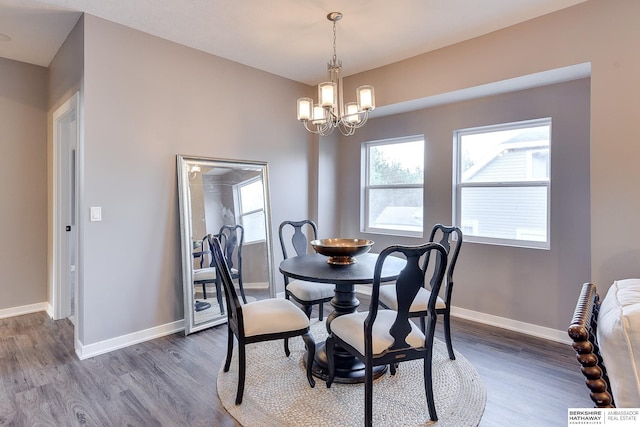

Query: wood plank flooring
left=0, top=305, right=592, bottom=426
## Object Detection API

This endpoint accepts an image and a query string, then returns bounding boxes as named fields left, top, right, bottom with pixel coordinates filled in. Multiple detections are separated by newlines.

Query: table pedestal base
left=279, top=255, right=405, bottom=384
left=309, top=343, right=387, bottom=384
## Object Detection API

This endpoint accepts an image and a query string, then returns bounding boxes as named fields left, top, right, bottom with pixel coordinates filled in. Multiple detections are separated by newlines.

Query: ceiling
left=0, top=0, right=587, bottom=86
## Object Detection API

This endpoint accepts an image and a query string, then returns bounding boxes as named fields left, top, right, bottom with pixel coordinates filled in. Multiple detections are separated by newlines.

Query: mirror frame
left=177, top=154, right=275, bottom=335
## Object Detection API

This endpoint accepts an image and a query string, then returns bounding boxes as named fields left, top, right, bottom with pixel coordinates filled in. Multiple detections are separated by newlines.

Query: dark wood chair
left=192, top=233, right=224, bottom=313
left=278, top=220, right=334, bottom=320
left=326, top=242, right=448, bottom=425
left=379, top=224, right=463, bottom=360
left=568, top=282, right=615, bottom=407
left=211, top=236, right=316, bottom=405
left=218, top=224, right=247, bottom=304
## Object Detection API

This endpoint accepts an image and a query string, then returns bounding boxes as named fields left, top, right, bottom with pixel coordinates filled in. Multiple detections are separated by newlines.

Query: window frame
left=361, top=135, right=425, bottom=238
left=453, top=118, right=551, bottom=250
left=233, top=175, right=266, bottom=244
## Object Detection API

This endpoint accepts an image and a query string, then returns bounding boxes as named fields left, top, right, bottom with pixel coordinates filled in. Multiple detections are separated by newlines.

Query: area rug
left=217, top=320, right=486, bottom=426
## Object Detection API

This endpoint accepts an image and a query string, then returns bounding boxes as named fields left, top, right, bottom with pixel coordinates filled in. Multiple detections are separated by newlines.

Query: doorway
left=52, top=92, right=80, bottom=330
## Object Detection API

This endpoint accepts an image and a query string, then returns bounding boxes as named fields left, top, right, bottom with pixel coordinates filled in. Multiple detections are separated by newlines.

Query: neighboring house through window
left=453, top=118, right=551, bottom=249
left=361, top=136, right=425, bottom=237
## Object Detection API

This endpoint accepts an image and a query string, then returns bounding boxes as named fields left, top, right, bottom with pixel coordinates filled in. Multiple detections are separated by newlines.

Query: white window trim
left=361, top=135, right=425, bottom=238
left=452, top=118, right=551, bottom=250
left=233, top=175, right=266, bottom=245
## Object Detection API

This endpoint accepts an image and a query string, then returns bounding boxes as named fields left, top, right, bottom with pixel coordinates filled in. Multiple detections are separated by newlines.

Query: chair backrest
left=197, top=234, right=215, bottom=269
left=218, top=224, right=244, bottom=272
left=568, top=282, right=615, bottom=407
left=425, top=224, right=463, bottom=304
left=279, top=220, right=318, bottom=259
left=368, top=242, right=447, bottom=351
left=211, top=235, right=244, bottom=333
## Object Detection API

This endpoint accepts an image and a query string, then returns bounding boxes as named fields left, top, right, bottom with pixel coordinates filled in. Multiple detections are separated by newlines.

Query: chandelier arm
left=336, top=110, right=370, bottom=132
left=337, top=122, right=356, bottom=136
left=303, top=121, right=321, bottom=135
left=312, top=119, right=335, bottom=136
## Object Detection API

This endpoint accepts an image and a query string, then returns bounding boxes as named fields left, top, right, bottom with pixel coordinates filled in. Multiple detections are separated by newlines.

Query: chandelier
left=297, top=12, right=375, bottom=137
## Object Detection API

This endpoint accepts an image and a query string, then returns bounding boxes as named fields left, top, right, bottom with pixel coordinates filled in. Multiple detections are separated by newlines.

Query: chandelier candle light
left=297, top=12, right=375, bottom=137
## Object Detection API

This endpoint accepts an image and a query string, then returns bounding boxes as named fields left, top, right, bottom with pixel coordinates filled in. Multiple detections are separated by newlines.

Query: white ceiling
left=0, top=0, right=587, bottom=85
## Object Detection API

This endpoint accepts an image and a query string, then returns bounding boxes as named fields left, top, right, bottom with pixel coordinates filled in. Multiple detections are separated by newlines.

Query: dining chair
left=378, top=224, right=462, bottom=360
left=325, top=242, right=448, bottom=425
left=211, top=236, right=316, bottom=405
left=278, top=220, right=334, bottom=320
left=192, top=233, right=224, bottom=313
left=218, top=224, right=247, bottom=304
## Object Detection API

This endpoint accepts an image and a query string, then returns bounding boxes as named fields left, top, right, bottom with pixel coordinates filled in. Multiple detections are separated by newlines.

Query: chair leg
left=215, top=279, right=225, bottom=315
left=224, top=324, right=234, bottom=372
left=284, top=338, right=290, bottom=357
left=424, top=316, right=438, bottom=421
left=423, top=351, right=437, bottom=421
left=318, top=302, right=324, bottom=321
left=326, top=336, right=335, bottom=388
left=236, top=343, right=246, bottom=405
left=420, top=316, right=426, bottom=333
left=301, top=332, right=316, bottom=388
left=365, top=360, right=373, bottom=427
left=237, top=276, right=247, bottom=304
left=201, top=283, right=207, bottom=299
left=443, top=310, right=455, bottom=360
left=302, top=303, right=312, bottom=319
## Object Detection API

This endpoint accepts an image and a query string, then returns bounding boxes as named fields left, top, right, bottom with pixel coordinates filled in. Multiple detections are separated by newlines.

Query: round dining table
left=279, top=252, right=406, bottom=383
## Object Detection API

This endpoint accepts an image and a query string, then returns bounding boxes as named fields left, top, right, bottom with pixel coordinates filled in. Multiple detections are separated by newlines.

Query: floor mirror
left=177, top=155, right=275, bottom=335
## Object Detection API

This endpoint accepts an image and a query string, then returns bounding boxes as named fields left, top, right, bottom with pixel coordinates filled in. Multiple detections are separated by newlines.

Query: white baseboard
left=202, top=281, right=268, bottom=290
left=353, top=285, right=568, bottom=344
left=243, top=281, right=269, bottom=289
left=0, top=302, right=48, bottom=319
left=75, top=320, right=185, bottom=360
left=450, top=306, right=569, bottom=344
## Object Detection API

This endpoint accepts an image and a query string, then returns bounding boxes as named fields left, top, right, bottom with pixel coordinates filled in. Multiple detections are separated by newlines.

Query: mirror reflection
left=177, top=155, right=274, bottom=335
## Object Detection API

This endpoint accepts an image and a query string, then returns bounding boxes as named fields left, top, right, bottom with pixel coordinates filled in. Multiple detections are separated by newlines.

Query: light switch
left=90, top=206, right=102, bottom=222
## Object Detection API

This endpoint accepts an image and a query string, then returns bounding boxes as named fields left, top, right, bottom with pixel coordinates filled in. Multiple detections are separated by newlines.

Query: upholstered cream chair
left=211, top=236, right=316, bottom=405
left=378, top=224, right=462, bottom=360
left=326, top=242, right=448, bottom=425
left=279, top=220, right=334, bottom=320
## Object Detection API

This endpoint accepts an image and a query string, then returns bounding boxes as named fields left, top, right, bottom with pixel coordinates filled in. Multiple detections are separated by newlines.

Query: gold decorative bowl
left=310, top=238, right=374, bottom=265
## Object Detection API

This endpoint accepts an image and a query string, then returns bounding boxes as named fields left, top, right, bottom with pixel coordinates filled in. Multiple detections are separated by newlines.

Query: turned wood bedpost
left=567, top=282, right=615, bottom=408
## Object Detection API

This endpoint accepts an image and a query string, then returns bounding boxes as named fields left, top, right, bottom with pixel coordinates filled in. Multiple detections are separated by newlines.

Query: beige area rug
left=217, top=320, right=486, bottom=426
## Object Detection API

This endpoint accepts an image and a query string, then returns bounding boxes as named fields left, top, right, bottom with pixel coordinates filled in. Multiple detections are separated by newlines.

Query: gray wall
left=0, top=57, right=48, bottom=310
left=337, top=79, right=591, bottom=331
left=80, top=15, right=312, bottom=345
left=343, top=0, right=640, bottom=301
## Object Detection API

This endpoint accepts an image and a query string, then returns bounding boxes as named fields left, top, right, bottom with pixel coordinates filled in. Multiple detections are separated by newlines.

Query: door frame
left=51, top=92, right=80, bottom=330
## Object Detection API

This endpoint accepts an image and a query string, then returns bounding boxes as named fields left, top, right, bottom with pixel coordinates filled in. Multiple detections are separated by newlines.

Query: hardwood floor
left=0, top=304, right=591, bottom=426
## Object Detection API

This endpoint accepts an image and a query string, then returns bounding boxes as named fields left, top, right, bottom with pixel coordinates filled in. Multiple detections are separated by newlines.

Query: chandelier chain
left=332, top=19, right=337, bottom=63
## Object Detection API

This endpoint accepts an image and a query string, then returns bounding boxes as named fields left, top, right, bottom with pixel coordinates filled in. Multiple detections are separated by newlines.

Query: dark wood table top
left=279, top=253, right=406, bottom=285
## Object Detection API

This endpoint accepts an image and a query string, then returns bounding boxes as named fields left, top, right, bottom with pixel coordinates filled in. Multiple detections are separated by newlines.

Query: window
left=234, top=176, right=266, bottom=244
left=362, top=136, right=424, bottom=237
left=453, top=118, right=551, bottom=249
